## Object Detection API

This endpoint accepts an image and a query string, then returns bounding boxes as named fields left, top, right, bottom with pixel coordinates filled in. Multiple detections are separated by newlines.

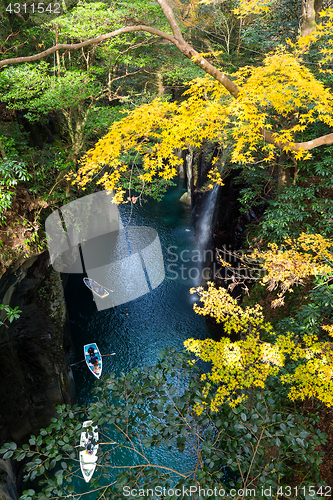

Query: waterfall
left=194, top=184, right=221, bottom=286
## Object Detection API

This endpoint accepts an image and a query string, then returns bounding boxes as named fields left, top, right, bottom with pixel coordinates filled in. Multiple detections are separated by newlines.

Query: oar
left=70, top=359, right=85, bottom=367
left=70, top=353, right=116, bottom=366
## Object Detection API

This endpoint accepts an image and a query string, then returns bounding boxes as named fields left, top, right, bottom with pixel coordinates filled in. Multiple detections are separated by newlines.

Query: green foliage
left=0, top=64, right=100, bottom=118
left=0, top=349, right=327, bottom=499
left=275, top=279, right=333, bottom=340
left=235, top=164, right=273, bottom=212
left=50, top=0, right=167, bottom=40
left=0, top=159, right=32, bottom=220
left=240, top=0, right=300, bottom=55
left=259, top=185, right=333, bottom=242
left=0, top=304, right=21, bottom=326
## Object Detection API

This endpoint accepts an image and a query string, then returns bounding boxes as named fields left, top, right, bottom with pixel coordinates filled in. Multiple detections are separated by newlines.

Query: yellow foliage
left=185, top=335, right=283, bottom=410
left=73, top=82, right=232, bottom=200
left=66, top=6, right=333, bottom=200
left=322, top=324, right=333, bottom=337
left=190, top=281, right=269, bottom=336
left=198, top=0, right=271, bottom=16
left=172, top=0, right=201, bottom=27
left=252, top=232, right=333, bottom=296
left=232, top=0, right=271, bottom=17
left=232, top=48, right=333, bottom=159
left=185, top=235, right=333, bottom=412
left=296, top=9, right=333, bottom=70
left=281, top=352, right=333, bottom=406
left=72, top=41, right=333, bottom=200
left=185, top=327, right=333, bottom=411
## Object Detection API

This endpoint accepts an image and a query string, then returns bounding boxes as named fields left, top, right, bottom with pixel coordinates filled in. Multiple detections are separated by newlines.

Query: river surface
left=64, top=181, right=216, bottom=497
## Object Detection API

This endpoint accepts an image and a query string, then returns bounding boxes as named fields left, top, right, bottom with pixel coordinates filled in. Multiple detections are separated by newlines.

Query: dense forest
left=1, top=0, right=333, bottom=498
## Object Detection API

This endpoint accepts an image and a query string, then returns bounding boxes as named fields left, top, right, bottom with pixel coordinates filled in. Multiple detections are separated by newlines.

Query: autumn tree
left=0, top=1, right=176, bottom=161
left=185, top=233, right=333, bottom=412
left=1, top=0, right=333, bottom=205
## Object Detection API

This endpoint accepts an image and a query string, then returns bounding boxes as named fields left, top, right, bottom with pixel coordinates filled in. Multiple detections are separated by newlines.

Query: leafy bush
left=0, top=159, right=32, bottom=220
left=259, top=185, right=333, bottom=242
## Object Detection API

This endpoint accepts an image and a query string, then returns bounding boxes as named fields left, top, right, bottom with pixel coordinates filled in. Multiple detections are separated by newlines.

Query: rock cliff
left=0, top=251, right=74, bottom=497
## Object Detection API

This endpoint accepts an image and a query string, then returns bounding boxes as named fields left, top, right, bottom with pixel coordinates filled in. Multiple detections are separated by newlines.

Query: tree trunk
left=185, top=147, right=193, bottom=205
left=277, top=153, right=292, bottom=190
left=301, top=0, right=323, bottom=37
left=157, top=72, right=164, bottom=97
left=0, top=137, right=6, bottom=159
left=314, top=0, right=324, bottom=21
left=174, top=148, right=185, bottom=178
left=277, top=165, right=291, bottom=189
left=55, top=25, right=60, bottom=76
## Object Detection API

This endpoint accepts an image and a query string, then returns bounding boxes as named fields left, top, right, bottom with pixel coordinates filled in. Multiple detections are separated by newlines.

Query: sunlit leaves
left=189, top=281, right=267, bottom=335
left=185, top=335, right=283, bottom=410
left=252, top=233, right=333, bottom=301
left=73, top=31, right=333, bottom=200
left=186, top=234, right=333, bottom=411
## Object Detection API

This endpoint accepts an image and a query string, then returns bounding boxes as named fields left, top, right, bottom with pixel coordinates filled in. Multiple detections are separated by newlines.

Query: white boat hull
left=83, top=277, right=109, bottom=298
left=79, top=420, right=99, bottom=482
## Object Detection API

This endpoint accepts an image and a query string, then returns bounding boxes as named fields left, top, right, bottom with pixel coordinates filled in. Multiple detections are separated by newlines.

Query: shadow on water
left=63, top=181, right=219, bottom=497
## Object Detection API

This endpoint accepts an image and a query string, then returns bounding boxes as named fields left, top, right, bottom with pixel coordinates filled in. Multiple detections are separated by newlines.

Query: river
left=64, top=181, right=217, bottom=497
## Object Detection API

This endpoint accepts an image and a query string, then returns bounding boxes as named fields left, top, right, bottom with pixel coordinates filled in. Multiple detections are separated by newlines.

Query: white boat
left=79, top=420, right=99, bottom=482
left=84, top=343, right=102, bottom=379
left=83, top=277, right=110, bottom=298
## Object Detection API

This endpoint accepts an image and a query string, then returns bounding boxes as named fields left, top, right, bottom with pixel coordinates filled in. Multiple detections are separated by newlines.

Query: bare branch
left=156, top=0, right=185, bottom=42
left=0, top=25, right=177, bottom=68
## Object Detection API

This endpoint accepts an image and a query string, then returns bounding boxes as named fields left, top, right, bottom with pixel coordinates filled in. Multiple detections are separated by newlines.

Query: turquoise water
left=64, top=182, right=216, bottom=497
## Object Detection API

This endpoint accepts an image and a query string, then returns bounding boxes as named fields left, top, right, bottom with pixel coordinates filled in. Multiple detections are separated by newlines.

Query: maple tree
left=70, top=2, right=333, bottom=200
left=1, top=4, right=333, bottom=494
left=2, top=0, right=333, bottom=403
left=1, top=0, right=333, bottom=202
left=185, top=233, right=333, bottom=412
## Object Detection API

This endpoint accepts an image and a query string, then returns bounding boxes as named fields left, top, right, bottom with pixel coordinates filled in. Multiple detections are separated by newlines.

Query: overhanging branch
left=263, top=130, right=333, bottom=150
left=0, top=25, right=176, bottom=68
left=1, top=0, right=332, bottom=153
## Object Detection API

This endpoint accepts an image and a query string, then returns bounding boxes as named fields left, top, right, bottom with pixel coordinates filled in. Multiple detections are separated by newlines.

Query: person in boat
left=93, top=363, right=100, bottom=374
left=88, top=346, right=95, bottom=357
left=86, top=442, right=94, bottom=455
left=89, top=354, right=98, bottom=365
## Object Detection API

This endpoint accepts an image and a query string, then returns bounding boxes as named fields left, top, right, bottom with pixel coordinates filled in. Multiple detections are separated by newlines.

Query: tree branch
left=0, top=25, right=176, bottom=68
left=1, top=1, right=332, bottom=153
left=262, top=129, right=333, bottom=151
left=156, top=0, right=184, bottom=42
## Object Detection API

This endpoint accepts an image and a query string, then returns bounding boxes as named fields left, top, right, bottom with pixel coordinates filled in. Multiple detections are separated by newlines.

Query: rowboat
left=79, top=420, right=99, bottom=482
left=84, top=343, right=102, bottom=379
left=83, top=277, right=110, bottom=298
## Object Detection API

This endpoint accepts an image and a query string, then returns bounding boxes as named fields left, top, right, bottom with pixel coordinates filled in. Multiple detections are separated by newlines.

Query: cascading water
left=194, top=184, right=221, bottom=286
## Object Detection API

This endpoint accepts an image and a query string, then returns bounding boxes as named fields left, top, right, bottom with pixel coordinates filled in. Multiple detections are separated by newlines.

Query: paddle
left=70, top=353, right=116, bottom=367
left=70, top=359, right=85, bottom=367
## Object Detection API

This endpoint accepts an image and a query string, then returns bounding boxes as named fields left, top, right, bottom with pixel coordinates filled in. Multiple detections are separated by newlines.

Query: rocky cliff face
left=0, top=251, right=74, bottom=444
